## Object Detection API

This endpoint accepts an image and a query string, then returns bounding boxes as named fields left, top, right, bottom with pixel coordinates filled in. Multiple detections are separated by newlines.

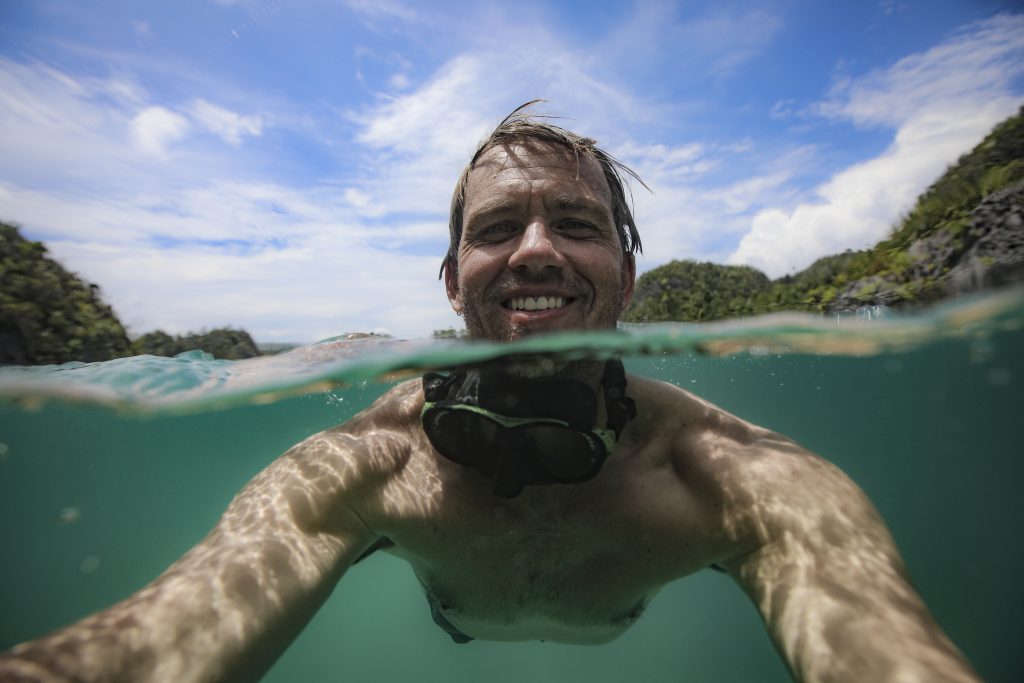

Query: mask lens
left=425, top=407, right=502, bottom=467
left=521, top=424, right=602, bottom=480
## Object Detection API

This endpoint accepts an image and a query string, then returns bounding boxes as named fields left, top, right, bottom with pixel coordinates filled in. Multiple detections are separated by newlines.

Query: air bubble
left=969, top=339, right=994, bottom=364
left=79, top=556, right=101, bottom=573
left=986, top=368, right=1011, bottom=386
left=58, top=507, right=81, bottom=524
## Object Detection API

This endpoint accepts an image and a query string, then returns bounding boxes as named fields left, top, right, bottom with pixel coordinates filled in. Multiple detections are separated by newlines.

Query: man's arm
left=0, top=426, right=397, bottom=683
left=719, top=433, right=980, bottom=683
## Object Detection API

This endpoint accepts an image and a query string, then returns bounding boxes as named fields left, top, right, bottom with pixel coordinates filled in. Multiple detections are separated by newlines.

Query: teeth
left=509, top=296, right=566, bottom=311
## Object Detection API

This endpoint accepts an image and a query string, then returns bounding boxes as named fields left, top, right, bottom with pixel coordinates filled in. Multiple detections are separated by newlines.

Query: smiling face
left=446, top=141, right=635, bottom=342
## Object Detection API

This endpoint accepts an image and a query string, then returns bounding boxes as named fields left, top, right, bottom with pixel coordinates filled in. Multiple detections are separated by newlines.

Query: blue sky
left=1, top=1, right=1022, bottom=342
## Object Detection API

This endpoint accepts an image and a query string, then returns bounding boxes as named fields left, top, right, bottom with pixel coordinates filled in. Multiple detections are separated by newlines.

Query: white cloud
left=45, top=232, right=457, bottom=342
left=388, top=72, right=411, bottom=90
left=130, top=106, right=190, bottom=158
left=191, top=99, right=262, bottom=146
left=730, top=13, right=1024, bottom=277
left=354, top=55, right=493, bottom=158
left=3, top=175, right=459, bottom=341
left=344, top=29, right=659, bottom=221
left=816, top=14, right=1024, bottom=128
left=345, top=0, right=421, bottom=24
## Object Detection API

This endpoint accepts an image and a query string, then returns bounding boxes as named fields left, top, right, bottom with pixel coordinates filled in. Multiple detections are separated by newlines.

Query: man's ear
left=444, top=260, right=464, bottom=314
left=621, top=253, right=636, bottom=308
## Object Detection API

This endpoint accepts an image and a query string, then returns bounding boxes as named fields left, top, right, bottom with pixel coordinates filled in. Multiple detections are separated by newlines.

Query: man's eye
left=484, top=222, right=516, bottom=235
left=560, top=220, right=595, bottom=233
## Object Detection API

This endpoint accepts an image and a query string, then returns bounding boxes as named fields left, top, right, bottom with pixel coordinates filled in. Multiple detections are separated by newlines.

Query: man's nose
left=508, top=220, right=566, bottom=272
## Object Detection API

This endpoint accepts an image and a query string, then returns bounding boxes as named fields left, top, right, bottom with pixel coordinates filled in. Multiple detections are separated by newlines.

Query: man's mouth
left=504, top=296, right=572, bottom=312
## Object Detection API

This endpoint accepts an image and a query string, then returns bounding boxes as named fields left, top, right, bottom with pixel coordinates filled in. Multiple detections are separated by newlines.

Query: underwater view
left=1, top=290, right=1021, bottom=682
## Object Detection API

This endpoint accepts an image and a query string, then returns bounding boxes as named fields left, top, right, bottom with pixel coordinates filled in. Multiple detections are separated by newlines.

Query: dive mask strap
left=423, top=371, right=464, bottom=402
left=601, top=359, right=637, bottom=439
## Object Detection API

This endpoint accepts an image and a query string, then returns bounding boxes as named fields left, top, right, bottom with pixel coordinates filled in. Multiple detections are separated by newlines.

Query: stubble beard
left=459, top=277, right=627, bottom=381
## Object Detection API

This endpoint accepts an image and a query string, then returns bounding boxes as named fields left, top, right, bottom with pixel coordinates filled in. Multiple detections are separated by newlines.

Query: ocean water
left=1, top=289, right=1021, bottom=682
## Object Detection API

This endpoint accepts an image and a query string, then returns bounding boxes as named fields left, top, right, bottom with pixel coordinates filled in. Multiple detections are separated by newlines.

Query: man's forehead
left=468, top=142, right=610, bottom=195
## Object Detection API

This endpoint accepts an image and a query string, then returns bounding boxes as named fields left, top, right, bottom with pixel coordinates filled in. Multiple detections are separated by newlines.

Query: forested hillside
left=0, top=223, right=261, bottom=364
left=0, top=223, right=131, bottom=364
left=624, top=107, right=1024, bottom=322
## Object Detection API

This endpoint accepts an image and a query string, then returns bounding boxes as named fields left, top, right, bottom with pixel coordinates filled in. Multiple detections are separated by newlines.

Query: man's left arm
left=718, top=434, right=981, bottom=683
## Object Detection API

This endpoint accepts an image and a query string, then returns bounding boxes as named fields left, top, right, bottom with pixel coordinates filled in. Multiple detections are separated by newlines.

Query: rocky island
left=624, top=107, right=1024, bottom=323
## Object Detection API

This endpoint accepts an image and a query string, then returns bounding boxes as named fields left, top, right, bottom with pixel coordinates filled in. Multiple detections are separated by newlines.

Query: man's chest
left=373, top=448, right=722, bottom=642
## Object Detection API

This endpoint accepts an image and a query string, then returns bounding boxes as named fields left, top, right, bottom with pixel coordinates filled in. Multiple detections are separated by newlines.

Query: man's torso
left=340, top=373, right=767, bottom=643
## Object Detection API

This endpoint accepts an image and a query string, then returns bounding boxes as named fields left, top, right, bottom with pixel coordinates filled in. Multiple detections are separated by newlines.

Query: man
left=0, top=104, right=980, bottom=683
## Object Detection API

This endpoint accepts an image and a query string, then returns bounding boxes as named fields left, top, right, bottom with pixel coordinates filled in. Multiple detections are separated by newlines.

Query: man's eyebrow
left=464, top=197, right=522, bottom=222
left=464, top=194, right=610, bottom=224
left=551, top=194, right=610, bottom=217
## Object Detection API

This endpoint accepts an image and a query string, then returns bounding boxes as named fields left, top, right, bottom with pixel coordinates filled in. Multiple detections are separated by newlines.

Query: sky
left=1, top=1, right=1022, bottom=342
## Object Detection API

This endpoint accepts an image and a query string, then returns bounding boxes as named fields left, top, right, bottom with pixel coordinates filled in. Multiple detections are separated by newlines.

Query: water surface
left=1, top=290, right=1021, bottom=682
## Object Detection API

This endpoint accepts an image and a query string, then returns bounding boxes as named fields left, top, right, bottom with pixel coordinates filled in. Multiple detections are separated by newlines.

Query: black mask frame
left=421, top=359, right=637, bottom=498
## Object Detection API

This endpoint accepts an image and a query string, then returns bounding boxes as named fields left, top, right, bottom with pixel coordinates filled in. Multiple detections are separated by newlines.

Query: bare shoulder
left=626, top=373, right=880, bottom=558
left=331, top=378, right=424, bottom=435
left=625, top=372, right=790, bottom=462
left=296, top=379, right=423, bottom=467
left=261, top=379, right=425, bottom=534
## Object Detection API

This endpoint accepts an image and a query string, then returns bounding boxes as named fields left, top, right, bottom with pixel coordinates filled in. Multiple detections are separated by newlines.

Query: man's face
left=446, top=142, right=635, bottom=342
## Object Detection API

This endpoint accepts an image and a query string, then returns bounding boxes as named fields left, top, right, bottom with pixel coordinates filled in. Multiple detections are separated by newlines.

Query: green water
left=1, top=292, right=1021, bottom=682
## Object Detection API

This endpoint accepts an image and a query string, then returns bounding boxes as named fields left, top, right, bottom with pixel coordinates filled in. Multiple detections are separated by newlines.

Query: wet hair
left=440, top=100, right=645, bottom=278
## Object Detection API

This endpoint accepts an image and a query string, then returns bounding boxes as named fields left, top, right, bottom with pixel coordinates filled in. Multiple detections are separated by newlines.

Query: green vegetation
left=625, top=106, right=1024, bottom=323
left=624, top=260, right=769, bottom=322
left=1, top=222, right=262, bottom=364
left=0, top=222, right=131, bottom=364
left=433, top=328, right=467, bottom=339
left=881, top=110, right=1024, bottom=253
left=131, top=328, right=260, bottom=359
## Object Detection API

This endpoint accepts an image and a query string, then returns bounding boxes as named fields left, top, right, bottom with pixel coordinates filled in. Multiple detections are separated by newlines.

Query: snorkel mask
left=421, top=359, right=637, bottom=498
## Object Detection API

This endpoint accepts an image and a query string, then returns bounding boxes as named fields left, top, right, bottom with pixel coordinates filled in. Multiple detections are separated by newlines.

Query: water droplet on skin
left=79, top=556, right=101, bottom=573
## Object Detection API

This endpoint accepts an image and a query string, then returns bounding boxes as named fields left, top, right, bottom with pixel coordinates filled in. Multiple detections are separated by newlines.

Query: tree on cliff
left=0, top=222, right=131, bottom=364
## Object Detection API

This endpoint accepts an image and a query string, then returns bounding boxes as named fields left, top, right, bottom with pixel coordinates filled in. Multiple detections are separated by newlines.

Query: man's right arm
left=716, top=431, right=980, bottom=683
left=0, top=421, right=406, bottom=683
